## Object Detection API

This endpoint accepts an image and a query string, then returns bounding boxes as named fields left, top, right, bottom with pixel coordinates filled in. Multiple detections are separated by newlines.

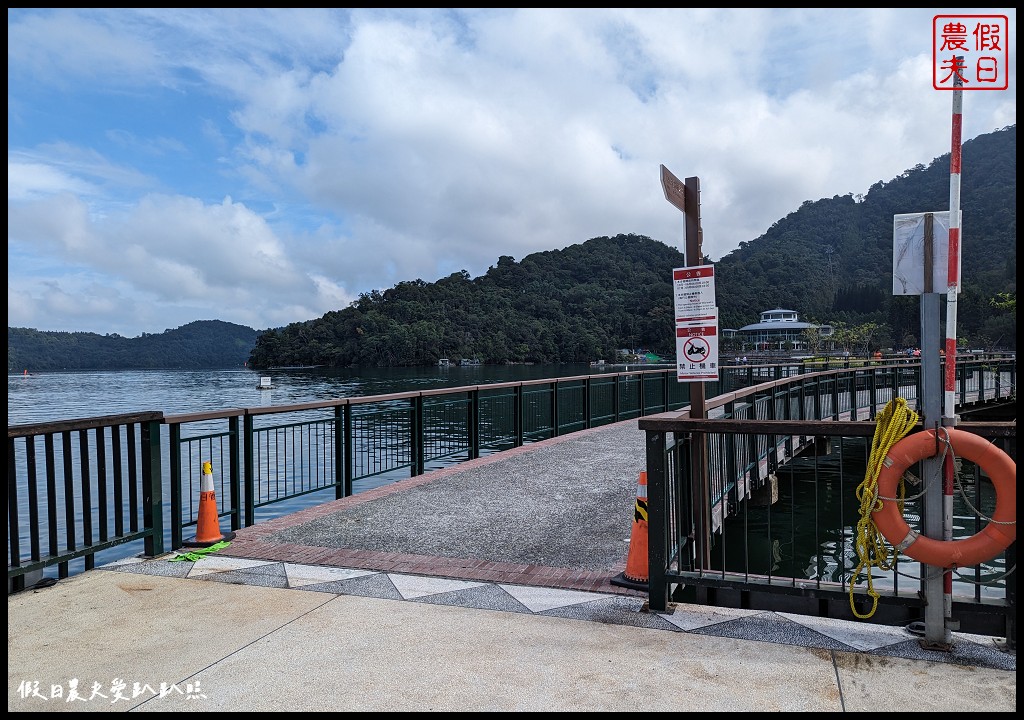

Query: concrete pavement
left=8, top=566, right=1017, bottom=712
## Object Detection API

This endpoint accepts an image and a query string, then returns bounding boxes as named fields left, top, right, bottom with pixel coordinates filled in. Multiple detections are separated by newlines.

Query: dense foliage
left=248, top=235, right=682, bottom=368
left=714, top=125, right=1016, bottom=352
left=250, top=125, right=1015, bottom=369
left=8, top=321, right=257, bottom=371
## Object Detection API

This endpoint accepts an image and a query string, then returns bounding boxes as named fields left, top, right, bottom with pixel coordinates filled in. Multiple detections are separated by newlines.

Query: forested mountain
left=249, top=125, right=1015, bottom=369
left=714, top=124, right=1016, bottom=350
left=249, top=235, right=682, bottom=368
left=9, top=126, right=1015, bottom=371
left=8, top=321, right=257, bottom=371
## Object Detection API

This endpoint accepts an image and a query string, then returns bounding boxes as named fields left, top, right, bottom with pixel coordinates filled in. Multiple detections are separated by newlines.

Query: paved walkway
left=8, top=419, right=1017, bottom=711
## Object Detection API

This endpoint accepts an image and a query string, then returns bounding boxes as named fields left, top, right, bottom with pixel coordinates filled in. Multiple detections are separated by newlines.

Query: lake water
left=8, top=364, right=613, bottom=425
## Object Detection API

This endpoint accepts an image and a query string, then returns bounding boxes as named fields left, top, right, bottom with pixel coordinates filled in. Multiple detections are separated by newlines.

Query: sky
left=8, top=8, right=1017, bottom=338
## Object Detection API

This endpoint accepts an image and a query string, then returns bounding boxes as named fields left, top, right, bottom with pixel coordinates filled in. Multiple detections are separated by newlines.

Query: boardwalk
left=8, top=418, right=1016, bottom=711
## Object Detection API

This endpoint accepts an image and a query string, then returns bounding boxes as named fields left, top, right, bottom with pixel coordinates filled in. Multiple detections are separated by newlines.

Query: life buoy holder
left=872, top=428, right=1016, bottom=568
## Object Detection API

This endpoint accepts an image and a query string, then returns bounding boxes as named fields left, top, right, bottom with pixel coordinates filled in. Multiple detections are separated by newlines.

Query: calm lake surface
left=7, top=364, right=615, bottom=425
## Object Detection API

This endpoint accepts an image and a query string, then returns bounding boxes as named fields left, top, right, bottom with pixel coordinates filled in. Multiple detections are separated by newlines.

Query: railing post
left=646, top=430, right=669, bottom=612
left=767, top=385, right=778, bottom=473
left=831, top=374, right=841, bottom=420
left=332, top=406, right=344, bottom=499
left=958, top=359, right=967, bottom=405
left=550, top=381, right=559, bottom=438
left=724, top=401, right=739, bottom=484
left=469, top=389, right=480, bottom=459
left=244, top=414, right=256, bottom=525
left=142, top=419, right=163, bottom=557
left=584, top=377, right=592, bottom=429
left=412, top=396, right=424, bottom=476
left=169, top=422, right=183, bottom=549
left=343, top=405, right=353, bottom=496
left=8, top=437, right=24, bottom=593
left=80, top=431, right=93, bottom=570
left=96, top=427, right=108, bottom=544
left=869, top=366, right=878, bottom=417
left=613, top=375, right=621, bottom=422
left=514, top=385, right=523, bottom=447
left=229, top=415, right=241, bottom=531
left=662, top=370, right=670, bottom=412
left=848, top=370, right=858, bottom=421
left=640, top=372, right=647, bottom=416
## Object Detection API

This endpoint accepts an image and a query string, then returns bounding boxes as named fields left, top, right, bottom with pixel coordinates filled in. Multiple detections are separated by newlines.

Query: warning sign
left=673, top=265, right=716, bottom=321
left=676, top=324, right=719, bottom=381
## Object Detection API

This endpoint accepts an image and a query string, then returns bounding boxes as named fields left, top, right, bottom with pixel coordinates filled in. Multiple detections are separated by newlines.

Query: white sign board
left=676, top=324, right=719, bottom=381
left=673, top=265, right=716, bottom=320
left=892, top=211, right=962, bottom=295
left=676, top=307, right=718, bottom=327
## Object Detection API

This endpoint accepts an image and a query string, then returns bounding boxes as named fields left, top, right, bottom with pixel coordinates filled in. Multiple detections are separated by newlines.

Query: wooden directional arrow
left=660, top=164, right=686, bottom=213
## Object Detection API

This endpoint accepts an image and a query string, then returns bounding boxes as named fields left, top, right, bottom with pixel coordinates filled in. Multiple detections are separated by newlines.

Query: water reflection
left=712, top=438, right=1007, bottom=597
left=8, top=364, right=604, bottom=425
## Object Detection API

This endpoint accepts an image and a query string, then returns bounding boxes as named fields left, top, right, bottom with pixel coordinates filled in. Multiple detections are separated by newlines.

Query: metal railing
left=639, top=356, right=1016, bottom=644
left=6, top=412, right=164, bottom=589
left=8, top=354, right=1016, bottom=645
left=8, top=368, right=688, bottom=591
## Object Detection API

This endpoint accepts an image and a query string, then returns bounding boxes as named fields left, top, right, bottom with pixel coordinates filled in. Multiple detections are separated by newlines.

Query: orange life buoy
left=873, top=428, right=1016, bottom=568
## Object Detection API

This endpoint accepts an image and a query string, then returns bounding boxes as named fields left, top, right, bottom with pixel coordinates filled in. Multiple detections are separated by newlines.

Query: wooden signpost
left=660, top=164, right=711, bottom=569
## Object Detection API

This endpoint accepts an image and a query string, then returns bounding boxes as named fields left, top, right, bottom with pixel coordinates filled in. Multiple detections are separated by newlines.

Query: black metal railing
left=8, top=368, right=689, bottom=591
left=639, top=356, right=1016, bottom=644
left=8, top=354, right=1016, bottom=644
left=7, top=413, right=164, bottom=589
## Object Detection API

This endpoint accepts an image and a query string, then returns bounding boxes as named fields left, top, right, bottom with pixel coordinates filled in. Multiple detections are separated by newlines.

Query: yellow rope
left=849, top=397, right=919, bottom=619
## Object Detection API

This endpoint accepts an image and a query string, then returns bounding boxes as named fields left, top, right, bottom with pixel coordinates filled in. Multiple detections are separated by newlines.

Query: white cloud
left=7, top=8, right=1017, bottom=337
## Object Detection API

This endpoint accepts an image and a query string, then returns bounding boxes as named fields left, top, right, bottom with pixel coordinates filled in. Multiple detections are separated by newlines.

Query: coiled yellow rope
left=849, top=397, right=919, bottom=619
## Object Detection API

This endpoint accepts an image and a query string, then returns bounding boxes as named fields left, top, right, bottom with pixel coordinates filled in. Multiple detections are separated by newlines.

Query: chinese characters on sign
left=672, top=265, right=716, bottom=319
left=673, top=264, right=719, bottom=381
left=933, top=15, right=1009, bottom=90
left=15, top=678, right=208, bottom=704
left=675, top=325, right=719, bottom=381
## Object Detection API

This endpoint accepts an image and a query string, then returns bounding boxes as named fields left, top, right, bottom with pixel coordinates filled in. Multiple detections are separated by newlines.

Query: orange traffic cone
left=611, top=471, right=648, bottom=591
left=183, top=461, right=235, bottom=547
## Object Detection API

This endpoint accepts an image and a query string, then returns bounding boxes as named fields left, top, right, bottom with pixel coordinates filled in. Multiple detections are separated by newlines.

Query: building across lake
left=728, top=308, right=833, bottom=353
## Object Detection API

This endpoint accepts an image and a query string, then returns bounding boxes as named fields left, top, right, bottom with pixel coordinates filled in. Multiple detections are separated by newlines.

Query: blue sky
left=8, top=8, right=1017, bottom=337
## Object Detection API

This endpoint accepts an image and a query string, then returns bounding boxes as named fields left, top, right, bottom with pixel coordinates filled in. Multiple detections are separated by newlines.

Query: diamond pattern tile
left=105, top=557, right=1015, bottom=671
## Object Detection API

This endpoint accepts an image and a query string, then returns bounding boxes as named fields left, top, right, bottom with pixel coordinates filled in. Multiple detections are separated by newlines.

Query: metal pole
left=920, top=291, right=946, bottom=647
left=684, top=175, right=710, bottom=570
left=938, top=58, right=964, bottom=646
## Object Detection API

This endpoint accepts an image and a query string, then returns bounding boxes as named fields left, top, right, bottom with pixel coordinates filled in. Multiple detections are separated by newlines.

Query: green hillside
left=8, top=320, right=258, bottom=371
left=249, top=126, right=1015, bottom=368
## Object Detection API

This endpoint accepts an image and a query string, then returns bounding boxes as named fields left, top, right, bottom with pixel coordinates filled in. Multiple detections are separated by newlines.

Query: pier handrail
left=8, top=367, right=686, bottom=590
left=8, top=356, right=1015, bottom=611
left=639, top=356, right=1016, bottom=643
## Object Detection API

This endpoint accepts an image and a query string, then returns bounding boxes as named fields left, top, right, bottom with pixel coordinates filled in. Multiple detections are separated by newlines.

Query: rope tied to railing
left=849, top=396, right=919, bottom=619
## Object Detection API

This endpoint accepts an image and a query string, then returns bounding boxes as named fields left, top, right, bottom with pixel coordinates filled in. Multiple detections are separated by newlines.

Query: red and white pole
left=942, top=59, right=964, bottom=622
left=944, top=71, right=962, bottom=419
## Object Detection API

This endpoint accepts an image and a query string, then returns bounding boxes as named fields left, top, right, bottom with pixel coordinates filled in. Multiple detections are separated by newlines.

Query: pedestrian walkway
left=7, top=557, right=1017, bottom=712
left=7, top=419, right=1016, bottom=711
